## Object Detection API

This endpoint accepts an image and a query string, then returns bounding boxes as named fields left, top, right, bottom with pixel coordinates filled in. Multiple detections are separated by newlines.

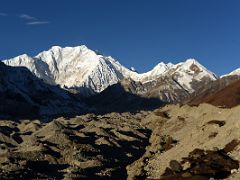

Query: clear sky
left=0, top=0, right=240, bottom=75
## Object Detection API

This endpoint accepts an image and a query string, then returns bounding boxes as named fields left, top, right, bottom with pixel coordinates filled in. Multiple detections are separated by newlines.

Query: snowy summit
left=3, top=45, right=218, bottom=96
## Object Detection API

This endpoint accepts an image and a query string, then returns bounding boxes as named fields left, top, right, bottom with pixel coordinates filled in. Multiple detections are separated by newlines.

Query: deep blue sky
left=0, top=0, right=240, bottom=75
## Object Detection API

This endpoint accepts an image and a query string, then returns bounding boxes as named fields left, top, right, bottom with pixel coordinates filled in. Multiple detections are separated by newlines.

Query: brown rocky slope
left=190, top=78, right=240, bottom=108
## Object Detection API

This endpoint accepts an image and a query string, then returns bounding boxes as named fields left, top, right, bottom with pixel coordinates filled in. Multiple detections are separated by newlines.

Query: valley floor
left=0, top=104, right=240, bottom=179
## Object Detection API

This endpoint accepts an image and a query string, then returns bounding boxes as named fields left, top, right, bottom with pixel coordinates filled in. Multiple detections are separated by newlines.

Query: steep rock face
left=0, top=61, right=85, bottom=119
left=35, top=46, right=135, bottom=94
left=141, top=76, right=190, bottom=102
left=91, top=59, right=217, bottom=104
left=3, top=54, right=55, bottom=85
left=4, top=46, right=138, bottom=96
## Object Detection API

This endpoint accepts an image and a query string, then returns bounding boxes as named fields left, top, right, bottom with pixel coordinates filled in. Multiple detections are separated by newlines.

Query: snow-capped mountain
left=131, top=62, right=174, bottom=82
left=221, top=68, right=240, bottom=78
left=87, top=59, right=218, bottom=104
left=0, top=61, right=86, bottom=119
left=163, top=59, right=217, bottom=93
left=3, top=45, right=217, bottom=99
left=4, top=46, right=139, bottom=96
left=135, top=59, right=217, bottom=96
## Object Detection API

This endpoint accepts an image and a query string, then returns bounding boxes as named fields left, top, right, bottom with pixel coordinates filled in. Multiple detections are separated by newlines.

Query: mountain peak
left=221, top=68, right=240, bottom=78
left=16, top=54, right=31, bottom=59
left=130, top=67, right=137, bottom=72
left=35, top=45, right=97, bottom=65
left=148, top=62, right=173, bottom=75
left=3, top=54, right=34, bottom=66
left=181, top=58, right=203, bottom=68
left=2, top=46, right=218, bottom=97
left=49, top=45, right=89, bottom=50
left=180, top=58, right=217, bottom=78
left=41, top=45, right=92, bottom=57
left=157, top=61, right=174, bottom=68
left=229, top=68, right=240, bottom=76
left=50, top=45, right=62, bottom=49
left=185, top=58, right=199, bottom=64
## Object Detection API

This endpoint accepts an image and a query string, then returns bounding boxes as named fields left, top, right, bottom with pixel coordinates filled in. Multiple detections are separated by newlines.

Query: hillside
left=0, top=104, right=240, bottom=179
left=190, top=76, right=240, bottom=108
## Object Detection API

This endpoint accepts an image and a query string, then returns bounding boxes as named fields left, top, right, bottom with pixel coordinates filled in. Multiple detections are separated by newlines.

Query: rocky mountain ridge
left=3, top=46, right=220, bottom=101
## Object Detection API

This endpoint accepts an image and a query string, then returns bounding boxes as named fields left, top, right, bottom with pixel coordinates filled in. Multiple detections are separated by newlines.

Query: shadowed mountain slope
left=189, top=75, right=240, bottom=108
left=0, top=62, right=86, bottom=120
left=86, top=80, right=164, bottom=114
left=191, top=79, right=240, bottom=108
